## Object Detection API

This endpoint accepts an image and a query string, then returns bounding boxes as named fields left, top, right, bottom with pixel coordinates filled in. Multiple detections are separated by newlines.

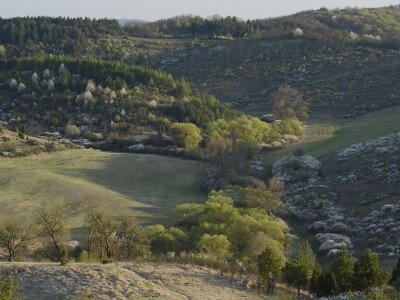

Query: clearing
left=0, top=150, right=207, bottom=226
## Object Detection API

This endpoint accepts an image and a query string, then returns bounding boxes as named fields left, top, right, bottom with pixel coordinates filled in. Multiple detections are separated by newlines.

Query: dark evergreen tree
left=331, top=249, right=355, bottom=293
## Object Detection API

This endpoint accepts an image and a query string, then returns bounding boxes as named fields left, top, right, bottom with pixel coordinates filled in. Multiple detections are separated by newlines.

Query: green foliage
left=353, top=249, right=389, bottom=291
left=0, top=275, right=16, bottom=300
left=272, top=85, right=309, bottom=121
left=331, top=249, right=355, bottom=293
left=170, top=122, right=202, bottom=150
left=65, top=124, right=80, bottom=138
left=1, top=56, right=241, bottom=147
left=208, top=116, right=273, bottom=144
left=257, top=247, right=283, bottom=292
left=198, top=234, right=231, bottom=258
left=309, top=268, right=338, bottom=298
left=145, top=225, right=188, bottom=254
left=77, top=250, right=90, bottom=263
left=283, top=243, right=315, bottom=296
left=172, top=191, right=287, bottom=264
left=391, top=256, right=400, bottom=283
left=60, top=248, right=69, bottom=266
left=239, top=181, right=286, bottom=216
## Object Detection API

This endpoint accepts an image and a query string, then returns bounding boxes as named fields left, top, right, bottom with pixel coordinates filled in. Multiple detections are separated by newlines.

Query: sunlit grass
left=263, top=105, right=400, bottom=167
left=0, top=150, right=207, bottom=227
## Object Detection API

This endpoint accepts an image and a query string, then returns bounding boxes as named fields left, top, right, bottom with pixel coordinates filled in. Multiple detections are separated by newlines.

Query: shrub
left=170, top=122, right=202, bottom=150
left=77, top=250, right=90, bottom=263
left=65, top=124, right=80, bottom=138
left=60, top=248, right=69, bottom=266
left=84, top=131, right=101, bottom=142
left=0, top=274, right=16, bottom=300
left=198, top=234, right=232, bottom=258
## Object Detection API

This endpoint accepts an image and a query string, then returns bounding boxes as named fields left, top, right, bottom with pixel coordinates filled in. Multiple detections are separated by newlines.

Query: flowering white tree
left=83, top=90, right=94, bottom=102
left=17, top=83, right=26, bottom=92
left=47, top=79, right=55, bottom=91
left=58, top=63, right=66, bottom=75
left=110, top=91, right=116, bottom=99
left=293, top=28, right=303, bottom=37
left=119, top=87, right=127, bottom=96
left=43, top=69, right=51, bottom=79
left=103, top=87, right=111, bottom=95
left=86, top=80, right=96, bottom=93
left=9, top=78, right=18, bottom=89
left=149, top=100, right=158, bottom=108
left=31, top=72, right=39, bottom=85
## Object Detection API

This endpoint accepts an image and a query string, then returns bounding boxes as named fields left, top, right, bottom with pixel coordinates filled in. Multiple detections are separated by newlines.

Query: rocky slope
left=273, top=132, right=400, bottom=261
left=0, top=262, right=263, bottom=300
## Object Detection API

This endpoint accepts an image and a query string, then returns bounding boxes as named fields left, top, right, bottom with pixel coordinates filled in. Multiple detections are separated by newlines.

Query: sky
left=1, top=0, right=400, bottom=21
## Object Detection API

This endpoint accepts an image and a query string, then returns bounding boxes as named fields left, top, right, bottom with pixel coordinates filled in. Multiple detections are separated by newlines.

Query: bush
left=198, top=234, right=232, bottom=259
left=83, top=131, right=101, bottom=142
left=170, top=122, right=202, bottom=150
left=60, top=248, right=69, bottom=266
left=65, top=124, right=80, bottom=138
left=0, top=274, right=15, bottom=300
left=77, top=250, right=90, bottom=263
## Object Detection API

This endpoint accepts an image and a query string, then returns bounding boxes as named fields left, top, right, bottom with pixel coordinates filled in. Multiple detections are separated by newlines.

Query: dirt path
left=0, top=262, right=263, bottom=300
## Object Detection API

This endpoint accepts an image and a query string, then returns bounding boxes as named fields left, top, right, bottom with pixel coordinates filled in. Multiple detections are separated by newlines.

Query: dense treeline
left=0, top=17, right=121, bottom=57
left=125, top=15, right=253, bottom=38
left=0, top=17, right=120, bottom=45
left=0, top=56, right=237, bottom=134
left=125, top=6, right=400, bottom=47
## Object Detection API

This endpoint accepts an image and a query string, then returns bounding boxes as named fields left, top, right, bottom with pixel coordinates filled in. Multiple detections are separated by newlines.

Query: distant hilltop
left=118, top=19, right=148, bottom=26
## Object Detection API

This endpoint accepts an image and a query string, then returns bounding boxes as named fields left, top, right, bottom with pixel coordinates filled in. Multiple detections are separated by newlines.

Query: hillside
left=0, top=127, right=78, bottom=158
left=272, top=131, right=400, bottom=267
left=262, top=105, right=400, bottom=167
left=155, top=38, right=400, bottom=117
left=0, top=150, right=206, bottom=226
left=0, top=262, right=265, bottom=299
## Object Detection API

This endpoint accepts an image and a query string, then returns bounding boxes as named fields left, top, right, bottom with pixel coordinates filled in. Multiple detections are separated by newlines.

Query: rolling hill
left=0, top=150, right=206, bottom=226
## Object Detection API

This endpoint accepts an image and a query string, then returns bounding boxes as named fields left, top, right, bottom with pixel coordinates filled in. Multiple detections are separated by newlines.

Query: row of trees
left=0, top=206, right=147, bottom=263
left=125, top=7, right=400, bottom=47
left=257, top=245, right=400, bottom=298
left=0, top=17, right=120, bottom=46
left=0, top=183, right=287, bottom=264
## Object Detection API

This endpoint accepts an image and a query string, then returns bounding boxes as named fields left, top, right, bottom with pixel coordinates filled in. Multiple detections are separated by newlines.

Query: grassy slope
left=0, top=150, right=206, bottom=226
left=262, top=105, right=400, bottom=167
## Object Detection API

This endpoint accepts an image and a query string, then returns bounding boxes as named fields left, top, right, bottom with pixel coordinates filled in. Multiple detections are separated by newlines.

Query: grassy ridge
left=262, top=105, right=400, bottom=167
left=0, top=150, right=206, bottom=226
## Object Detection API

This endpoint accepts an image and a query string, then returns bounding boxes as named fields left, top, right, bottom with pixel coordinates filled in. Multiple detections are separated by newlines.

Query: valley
left=1, top=4, right=400, bottom=299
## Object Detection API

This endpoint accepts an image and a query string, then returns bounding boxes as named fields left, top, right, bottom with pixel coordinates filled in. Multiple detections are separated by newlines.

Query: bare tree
left=36, top=207, right=69, bottom=262
left=83, top=211, right=147, bottom=261
left=0, top=219, right=33, bottom=261
left=84, top=210, right=120, bottom=262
